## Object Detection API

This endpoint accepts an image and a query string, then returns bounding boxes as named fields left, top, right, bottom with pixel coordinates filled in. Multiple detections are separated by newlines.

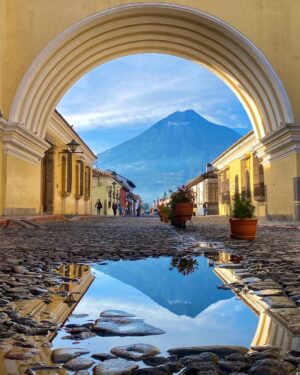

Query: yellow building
left=213, top=131, right=273, bottom=219
left=92, top=170, right=122, bottom=216
left=42, top=111, right=97, bottom=216
left=0, top=1, right=299, bottom=219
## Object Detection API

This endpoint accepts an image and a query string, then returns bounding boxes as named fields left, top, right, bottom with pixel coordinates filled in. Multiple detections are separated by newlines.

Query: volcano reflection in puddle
left=53, top=256, right=258, bottom=355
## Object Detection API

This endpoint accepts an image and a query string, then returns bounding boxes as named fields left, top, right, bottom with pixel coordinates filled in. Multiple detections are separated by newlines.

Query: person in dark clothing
left=203, top=202, right=208, bottom=216
left=95, top=199, right=103, bottom=215
left=137, top=204, right=141, bottom=217
left=112, top=202, right=118, bottom=216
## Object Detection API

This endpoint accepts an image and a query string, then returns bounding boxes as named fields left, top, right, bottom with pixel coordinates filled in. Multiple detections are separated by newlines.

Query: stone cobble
left=0, top=217, right=188, bottom=309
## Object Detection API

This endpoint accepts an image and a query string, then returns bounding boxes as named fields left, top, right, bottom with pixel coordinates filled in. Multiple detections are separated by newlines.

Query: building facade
left=42, top=111, right=96, bottom=215
left=92, top=170, right=122, bottom=216
left=187, top=165, right=219, bottom=216
left=212, top=132, right=268, bottom=219
left=0, top=1, right=300, bottom=219
left=92, top=169, right=137, bottom=216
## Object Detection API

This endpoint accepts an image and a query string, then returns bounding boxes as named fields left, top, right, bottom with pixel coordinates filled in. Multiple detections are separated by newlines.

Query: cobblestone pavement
left=1, top=216, right=300, bottom=374
left=0, top=215, right=300, bottom=308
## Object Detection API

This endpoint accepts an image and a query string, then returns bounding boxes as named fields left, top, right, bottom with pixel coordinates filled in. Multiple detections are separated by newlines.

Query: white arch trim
left=9, top=2, right=294, bottom=140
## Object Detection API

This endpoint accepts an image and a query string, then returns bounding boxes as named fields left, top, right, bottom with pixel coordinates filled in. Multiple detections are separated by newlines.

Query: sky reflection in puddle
left=53, top=256, right=258, bottom=355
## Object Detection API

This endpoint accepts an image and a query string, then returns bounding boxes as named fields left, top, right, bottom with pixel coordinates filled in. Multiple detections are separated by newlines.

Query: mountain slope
left=93, top=257, right=232, bottom=317
left=97, top=110, right=241, bottom=202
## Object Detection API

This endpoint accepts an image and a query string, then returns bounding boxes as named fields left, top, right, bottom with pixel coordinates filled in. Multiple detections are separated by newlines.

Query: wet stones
left=180, top=352, right=220, bottom=365
left=92, top=353, right=118, bottom=361
left=143, top=357, right=169, bottom=367
left=92, top=317, right=165, bottom=336
left=100, top=310, right=136, bottom=318
left=218, top=359, right=249, bottom=372
left=248, top=359, right=296, bottom=375
left=64, top=357, right=95, bottom=371
left=13, top=265, right=28, bottom=274
left=263, top=296, right=296, bottom=308
left=4, top=348, right=39, bottom=360
left=247, top=281, right=282, bottom=291
left=134, top=365, right=173, bottom=375
left=93, top=358, right=139, bottom=375
left=168, top=346, right=248, bottom=359
left=111, top=344, right=160, bottom=360
left=252, top=289, right=283, bottom=297
left=181, top=361, right=221, bottom=375
left=51, top=348, right=90, bottom=363
left=72, top=313, right=90, bottom=318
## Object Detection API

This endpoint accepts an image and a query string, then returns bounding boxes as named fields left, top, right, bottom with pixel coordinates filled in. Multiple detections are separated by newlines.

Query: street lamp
left=66, top=139, right=83, bottom=153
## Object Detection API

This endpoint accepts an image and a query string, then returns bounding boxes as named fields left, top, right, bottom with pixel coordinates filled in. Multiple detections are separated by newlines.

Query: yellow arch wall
left=0, top=0, right=299, bottom=219
left=1, top=0, right=300, bottom=123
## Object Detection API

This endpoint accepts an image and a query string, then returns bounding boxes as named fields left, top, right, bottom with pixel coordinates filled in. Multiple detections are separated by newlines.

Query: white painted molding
left=0, top=122, right=50, bottom=164
left=213, top=123, right=300, bottom=169
left=212, top=132, right=261, bottom=169
left=260, top=123, right=300, bottom=162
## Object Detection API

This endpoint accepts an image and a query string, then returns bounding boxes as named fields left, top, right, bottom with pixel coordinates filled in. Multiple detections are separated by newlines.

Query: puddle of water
left=52, top=256, right=257, bottom=359
left=0, top=255, right=262, bottom=375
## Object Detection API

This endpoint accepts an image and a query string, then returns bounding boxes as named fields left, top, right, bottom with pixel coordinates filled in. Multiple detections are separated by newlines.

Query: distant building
left=187, top=164, right=219, bottom=216
left=92, top=169, right=137, bottom=216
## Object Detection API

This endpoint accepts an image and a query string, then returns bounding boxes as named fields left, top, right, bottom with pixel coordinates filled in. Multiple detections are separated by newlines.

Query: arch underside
left=9, top=3, right=294, bottom=140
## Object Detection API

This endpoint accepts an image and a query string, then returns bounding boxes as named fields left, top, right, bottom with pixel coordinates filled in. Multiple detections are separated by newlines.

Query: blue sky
left=58, top=53, right=252, bottom=154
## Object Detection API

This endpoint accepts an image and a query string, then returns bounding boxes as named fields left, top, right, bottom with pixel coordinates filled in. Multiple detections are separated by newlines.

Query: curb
left=0, top=215, right=66, bottom=228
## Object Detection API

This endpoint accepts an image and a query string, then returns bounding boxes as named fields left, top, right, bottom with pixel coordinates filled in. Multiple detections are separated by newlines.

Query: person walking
left=95, top=199, right=103, bottom=215
left=112, top=202, right=118, bottom=216
left=203, top=202, right=208, bottom=216
left=118, top=204, right=123, bottom=216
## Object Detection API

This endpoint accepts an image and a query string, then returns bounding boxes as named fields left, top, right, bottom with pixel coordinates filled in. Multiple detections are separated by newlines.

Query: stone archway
left=9, top=3, right=293, bottom=141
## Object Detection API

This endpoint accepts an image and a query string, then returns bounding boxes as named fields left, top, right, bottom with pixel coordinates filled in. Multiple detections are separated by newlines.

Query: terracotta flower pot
left=173, top=202, right=193, bottom=222
left=229, top=218, right=237, bottom=239
left=229, top=218, right=258, bottom=240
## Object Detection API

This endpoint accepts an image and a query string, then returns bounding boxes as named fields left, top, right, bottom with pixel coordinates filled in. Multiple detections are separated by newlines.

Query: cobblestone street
left=0, top=215, right=300, bottom=314
left=1, top=216, right=300, bottom=374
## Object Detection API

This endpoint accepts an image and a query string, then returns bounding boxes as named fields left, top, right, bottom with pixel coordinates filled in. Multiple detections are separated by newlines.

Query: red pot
left=230, top=218, right=258, bottom=240
left=173, top=202, right=193, bottom=222
left=229, top=218, right=237, bottom=239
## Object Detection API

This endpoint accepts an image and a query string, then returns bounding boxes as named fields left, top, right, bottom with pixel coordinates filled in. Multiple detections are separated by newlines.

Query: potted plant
left=230, top=194, right=257, bottom=240
left=158, top=204, right=171, bottom=223
left=169, top=185, right=195, bottom=226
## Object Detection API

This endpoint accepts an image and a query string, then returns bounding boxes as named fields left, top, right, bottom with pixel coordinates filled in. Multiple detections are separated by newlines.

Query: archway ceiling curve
left=9, top=3, right=294, bottom=141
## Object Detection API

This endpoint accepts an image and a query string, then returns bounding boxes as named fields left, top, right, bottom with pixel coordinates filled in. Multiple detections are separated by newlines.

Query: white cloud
left=57, top=54, right=251, bottom=135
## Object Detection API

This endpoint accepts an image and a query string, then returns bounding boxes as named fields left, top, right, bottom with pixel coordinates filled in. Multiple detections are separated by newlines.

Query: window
left=219, top=169, right=230, bottom=204
left=62, top=151, right=72, bottom=197
left=208, top=182, right=218, bottom=203
left=67, top=152, right=72, bottom=193
left=253, top=155, right=265, bottom=201
left=84, top=166, right=91, bottom=200
left=75, top=161, right=84, bottom=198
left=254, top=164, right=265, bottom=200
left=61, top=155, right=66, bottom=195
left=242, top=170, right=251, bottom=199
left=235, top=175, right=239, bottom=195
